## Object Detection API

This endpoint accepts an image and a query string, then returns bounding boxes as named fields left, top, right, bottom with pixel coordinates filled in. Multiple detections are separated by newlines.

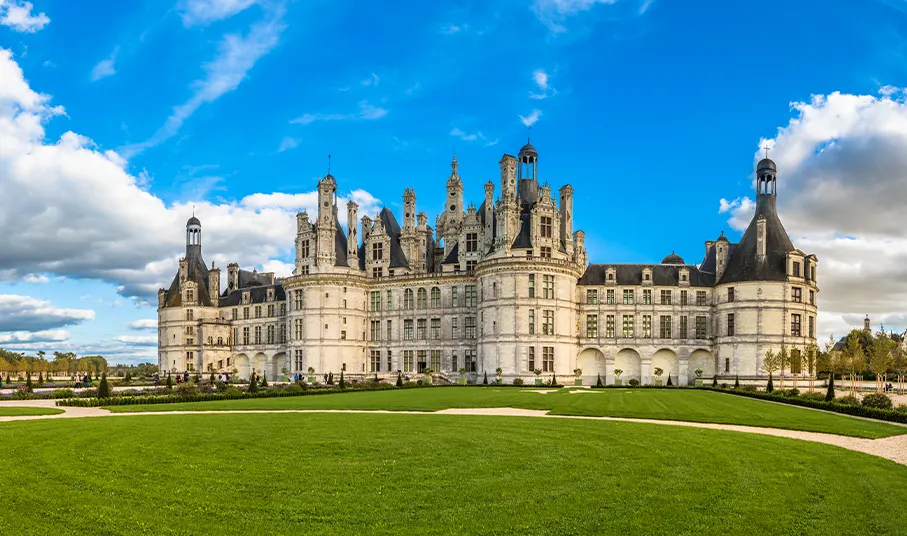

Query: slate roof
left=719, top=195, right=794, bottom=284
left=441, top=242, right=460, bottom=265
left=578, top=264, right=714, bottom=287
left=219, top=283, right=286, bottom=307
left=163, top=245, right=213, bottom=307
left=512, top=212, right=533, bottom=249
left=378, top=207, right=410, bottom=269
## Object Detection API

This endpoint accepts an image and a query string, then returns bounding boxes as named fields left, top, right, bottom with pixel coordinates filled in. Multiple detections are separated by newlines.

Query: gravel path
left=1, top=400, right=905, bottom=466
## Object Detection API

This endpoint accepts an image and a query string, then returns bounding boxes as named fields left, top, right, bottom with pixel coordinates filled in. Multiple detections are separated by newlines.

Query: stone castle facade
left=158, top=142, right=819, bottom=384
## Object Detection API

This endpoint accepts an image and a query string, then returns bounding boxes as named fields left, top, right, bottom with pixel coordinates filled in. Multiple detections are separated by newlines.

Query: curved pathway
left=1, top=399, right=906, bottom=466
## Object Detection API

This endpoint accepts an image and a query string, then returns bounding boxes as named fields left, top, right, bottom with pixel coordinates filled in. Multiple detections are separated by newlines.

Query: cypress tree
left=248, top=374, right=259, bottom=393
left=711, top=375, right=718, bottom=387
left=766, top=375, right=774, bottom=393
left=396, top=372, right=403, bottom=387
left=734, top=375, right=740, bottom=389
left=596, top=374, right=603, bottom=387
left=166, top=372, right=173, bottom=389
left=483, top=371, right=488, bottom=384
left=825, top=374, right=835, bottom=402
left=339, top=371, right=346, bottom=389
left=261, top=373, right=268, bottom=387
left=37, top=371, right=43, bottom=385
left=327, top=372, right=334, bottom=385
left=98, top=373, right=111, bottom=399
left=551, top=373, right=557, bottom=387
left=25, top=373, right=33, bottom=392
left=666, top=375, right=673, bottom=386
left=374, top=372, right=379, bottom=383
left=5, top=373, right=10, bottom=386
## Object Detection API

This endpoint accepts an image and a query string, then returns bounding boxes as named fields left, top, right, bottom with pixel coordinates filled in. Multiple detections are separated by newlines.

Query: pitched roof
left=578, top=264, right=714, bottom=287
left=719, top=195, right=794, bottom=284
left=378, top=207, right=410, bottom=269
left=218, top=283, right=286, bottom=307
left=163, top=245, right=213, bottom=307
left=512, top=212, right=533, bottom=249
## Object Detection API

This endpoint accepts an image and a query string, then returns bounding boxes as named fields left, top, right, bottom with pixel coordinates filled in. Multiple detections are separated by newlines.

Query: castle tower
left=445, top=155, right=464, bottom=225
left=347, top=200, right=359, bottom=262
left=484, top=181, right=494, bottom=249
left=316, top=173, right=337, bottom=267
left=559, top=184, right=574, bottom=257
left=186, top=214, right=202, bottom=256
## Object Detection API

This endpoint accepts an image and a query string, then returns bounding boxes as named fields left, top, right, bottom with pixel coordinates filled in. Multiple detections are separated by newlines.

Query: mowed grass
left=105, top=387, right=907, bottom=438
left=1, top=414, right=905, bottom=536
left=0, top=406, right=63, bottom=416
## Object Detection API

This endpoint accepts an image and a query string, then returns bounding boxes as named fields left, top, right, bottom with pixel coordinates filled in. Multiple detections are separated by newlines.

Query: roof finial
left=192, top=205, right=195, bottom=217
left=327, top=154, right=332, bottom=175
left=763, top=145, right=770, bottom=159
left=527, top=124, right=532, bottom=144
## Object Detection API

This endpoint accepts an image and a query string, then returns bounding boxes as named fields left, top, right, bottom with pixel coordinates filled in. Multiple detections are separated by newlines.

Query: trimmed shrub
left=836, top=395, right=860, bottom=406
left=766, top=376, right=774, bottom=393
left=551, top=374, right=558, bottom=387
left=799, top=392, right=826, bottom=402
left=193, top=373, right=201, bottom=384
left=513, top=377, right=524, bottom=386
left=248, top=375, right=259, bottom=393
left=825, top=377, right=835, bottom=402
left=166, top=372, right=173, bottom=389
left=782, top=388, right=800, bottom=397
left=483, top=372, right=488, bottom=385
left=396, top=373, right=403, bottom=387
left=628, top=379, right=640, bottom=387
left=895, top=404, right=907, bottom=414
left=861, top=393, right=893, bottom=410
left=734, top=375, right=740, bottom=389
left=51, top=389, right=76, bottom=398
left=596, top=374, right=603, bottom=387
left=711, top=376, right=717, bottom=387
left=98, top=373, right=112, bottom=399
left=25, top=374, right=33, bottom=393
left=740, top=385, right=758, bottom=393
left=339, top=371, right=346, bottom=389
left=327, top=372, right=334, bottom=385
left=260, top=374, right=269, bottom=388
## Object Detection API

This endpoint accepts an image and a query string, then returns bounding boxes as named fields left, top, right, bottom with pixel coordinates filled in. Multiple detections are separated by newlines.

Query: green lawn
left=0, top=413, right=904, bottom=535
left=0, top=406, right=63, bottom=416
left=104, top=387, right=907, bottom=438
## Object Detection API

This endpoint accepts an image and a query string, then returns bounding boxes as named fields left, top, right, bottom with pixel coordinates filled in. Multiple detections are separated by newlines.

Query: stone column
left=641, top=358, right=652, bottom=386
left=605, top=355, right=616, bottom=385
left=678, top=357, right=689, bottom=386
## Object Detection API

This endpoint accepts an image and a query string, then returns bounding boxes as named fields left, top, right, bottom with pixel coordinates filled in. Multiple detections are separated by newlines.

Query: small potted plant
left=613, top=369, right=623, bottom=386
left=534, top=368, right=543, bottom=385
left=458, top=368, right=467, bottom=385
left=694, top=369, right=703, bottom=387
left=495, top=367, right=503, bottom=385
left=307, top=366, right=316, bottom=383
left=573, top=368, right=583, bottom=386
left=653, top=367, right=663, bottom=386
left=423, top=367, right=433, bottom=385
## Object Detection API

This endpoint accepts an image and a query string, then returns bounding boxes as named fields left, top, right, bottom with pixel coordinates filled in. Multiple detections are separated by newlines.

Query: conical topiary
left=734, top=375, right=740, bottom=389
left=483, top=371, right=488, bottom=385
left=766, top=375, right=774, bottom=393
left=261, top=373, right=268, bottom=387
left=396, top=372, right=403, bottom=387
left=825, top=375, right=835, bottom=402
left=339, top=370, right=346, bottom=389
left=711, top=375, right=718, bottom=387
left=596, top=374, right=603, bottom=387
left=25, top=373, right=33, bottom=392
left=166, top=372, right=173, bottom=389
left=98, top=373, right=111, bottom=399
left=551, top=373, right=557, bottom=387
left=248, top=374, right=259, bottom=393
left=666, top=375, right=673, bottom=386
left=194, top=372, right=200, bottom=384
left=327, top=372, right=334, bottom=385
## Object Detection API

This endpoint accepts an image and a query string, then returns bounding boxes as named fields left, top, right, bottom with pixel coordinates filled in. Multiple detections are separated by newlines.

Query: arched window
left=430, top=287, right=441, bottom=308
left=404, top=289, right=414, bottom=309
left=417, top=288, right=428, bottom=309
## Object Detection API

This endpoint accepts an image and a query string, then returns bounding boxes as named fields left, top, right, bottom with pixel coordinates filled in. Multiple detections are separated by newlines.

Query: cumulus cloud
left=449, top=127, right=485, bottom=142
left=113, top=335, right=157, bottom=346
left=22, top=273, right=49, bottom=283
left=0, top=0, right=50, bottom=33
left=439, top=24, right=467, bottom=34
left=90, top=47, right=118, bottom=81
left=128, top=319, right=158, bottom=330
left=178, top=0, right=257, bottom=26
left=291, top=100, right=388, bottom=125
left=529, top=69, right=558, bottom=99
left=121, top=7, right=285, bottom=156
left=719, top=88, right=907, bottom=337
left=0, top=329, right=69, bottom=344
left=519, top=109, right=542, bottom=127
left=360, top=72, right=379, bottom=86
left=277, top=136, right=299, bottom=152
left=0, top=49, right=381, bottom=302
left=717, top=197, right=755, bottom=232
left=0, top=295, right=95, bottom=332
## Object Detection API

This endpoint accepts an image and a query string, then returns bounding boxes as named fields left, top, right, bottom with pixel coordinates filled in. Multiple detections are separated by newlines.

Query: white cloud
left=519, top=109, right=542, bottom=127
left=0, top=329, right=69, bottom=344
left=719, top=88, right=907, bottom=337
left=128, top=319, right=158, bottom=330
left=440, top=24, right=467, bottom=34
left=485, top=138, right=499, bottom=147
left=277, top=136, right=299, bottom=152
left=0, top=48, right=382, bottom=303
left=450, top=127, right=485, bottom=142
left=0, top=295, right=95, bottom=332
left=291, top=100, right=388, bottom=125
left=360, top=72, right=379, bottom=86
left=22, top=273, right=49, bottom=283
left=113, top=335, right=157, bottom=346
left=121, top=8, right=285, bottom=156
left=529, top=69, right=558, bottom=100
left=0, top=0, right=50, bottom=33
left=531, top=0, right=618, bottom=32
left=717, top=197, right=755, bottom=232
left=178, top=0, right=257, bottom=26
left=90, top=47, right=118, bottom=82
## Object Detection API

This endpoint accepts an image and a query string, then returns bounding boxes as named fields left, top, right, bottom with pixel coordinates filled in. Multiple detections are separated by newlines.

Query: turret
left=227, top=263, right=239, bottom=291
left=347, top=201, right=359, bottom=261
left=559, top=184, right=574, bottom=256
left=403, top=188, right=416, bottom=231
left=445, top=155, right=464, bottom=225
left=499, top=154, right=516, bottom=201
left=484, top=181, right=494, bottom=248
left=316, top=174, right=337, bottom=267
left=715, top=232, right=729, bottom=282
left=186, top=215, right=202, bottom=257
left=208, top=264, right=220, bottom=303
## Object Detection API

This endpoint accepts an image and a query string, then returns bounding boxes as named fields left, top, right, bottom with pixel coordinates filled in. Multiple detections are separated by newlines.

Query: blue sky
left=1, top=0, right=906, bottom=364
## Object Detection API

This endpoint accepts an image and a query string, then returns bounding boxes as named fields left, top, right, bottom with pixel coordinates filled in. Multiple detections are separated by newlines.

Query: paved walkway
left=1, top=399, right=906, bottom=466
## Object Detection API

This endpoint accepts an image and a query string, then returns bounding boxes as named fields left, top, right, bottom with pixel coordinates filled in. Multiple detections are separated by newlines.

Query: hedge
left=701, top=387, right=907, bottom=425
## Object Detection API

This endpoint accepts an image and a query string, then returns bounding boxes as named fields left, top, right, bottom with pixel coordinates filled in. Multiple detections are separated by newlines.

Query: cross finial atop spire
left=527, top=124, right=532, bottom=144
left=763, top=145, right=770, bottom=159
left=192, top=205, right=195, bottom=217
left=327, top=154, right=332, bottom=175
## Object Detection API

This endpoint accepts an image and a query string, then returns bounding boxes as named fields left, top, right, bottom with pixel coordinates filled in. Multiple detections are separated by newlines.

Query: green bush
left=782, top=388, right=800, bottom=397
left=766, top=376, right=773, bottom=393
left=861, top=393, right=893, bottom=410
left=260, top=374, right=268, bottom=388
left=248, top=375, right=259, bottom=393
left=825, top=378, right=835, bottom=402
left=396, top=373, right=403, bottom=387
left=799, top=392, right=826, bottom=402
left=166, top=373, right=173, bottom=389
left=836, top=395, right=860, bottom=406
left=327, top=372, right=334, bottom=385
left=596, top=374, right=603, bottom=387
left=51, top=389, right=76, bottom=398
left=733, top=375, right=739, bottom=389
left=513, top=377, right=524, bottom=386
left=25, top=374, right=33, bottom=393
left=214, top=381, right=228, bottom=393
left=740, top=385, right=758, bottom=393
left=339, top=371, right=346, bottom=389
left=98, top=373, right=112, bottom=399
left=483, top=372, right=488, bottom=385
left=628, top=379, right=640, bottom=387
left=894, top=404, right=907, bottom=414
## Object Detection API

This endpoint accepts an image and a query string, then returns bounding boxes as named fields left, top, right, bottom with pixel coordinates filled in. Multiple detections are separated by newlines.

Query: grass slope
left=105, top=388, right=906, bottom=438
left=0, top=414, right=904, bottom=535
left=0, top=406, right=63, bottom=417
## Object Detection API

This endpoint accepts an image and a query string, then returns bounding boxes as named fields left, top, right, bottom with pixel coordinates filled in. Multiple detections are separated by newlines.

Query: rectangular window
left=387, top=350, right=392, bottom=372
left=417, top=350, right=427, bottom=372
left=431, top=288, right=441, bottom=308
left=255, top=306, right=262, bottom=319
left=528, top=346, right=535, bottom=372
left=528, top=310, right=535, bottom=335
left=186, top=309, right=193, bottom=321
left=696, top=291, right=707, bottom=306
left=301, top=240, right=310, bottom=258
left=232, top=308, right=238, bottom=320
left=372, top=242, right=384, bottom=260
left=294, top=350, right=303, bottom=372
left=661, top=290, right=672, bottom=305
left=586, top=314, right=598, bottom=337
left=643, top=289, right=652, bottom=305
left=540, top=246, right=552, bottom=258
left=267, top=304, right=275, bottom=317
left=386, top=290, right=393, bottom=310
left=370, top=350, right=381, bottom=372
left=793, top=261, right=801, bottom=277
left=293, top=319, right=302, bottom=341
left=403, top=350, right=414, bottom=372
left=370, top=320, right=381, bottom=341
left=466, top=260, right=477, bottom=271
left=791, top=314, right=802, bottom=336
left=451, top=317, right=459, bottom=339
left=607, top=289, right=615, bottom=305
left=386, top=320, right=393, bottom=341
left=809, top=316, right=815, bottom=338
left=642, top=315, right=652, bottom=338
left=727, top=313, right=735, bottom=336
left=465, top=350, right=477, bottom=372
left=679, top=316, right=688, bottom=339
left=725, top=358, right=730, bottom=373
left=540, top=216, right=552, bottom=238
left=451, top=351, right=457, bottom=372
left=465, top=316, right=477, bottom=339
left=279, top=324, right=286, bottom=343
left=543, top=346, right=554, bottom=373
left=417, top=290, right=427, bottom=309
left=451, top=287, right=459, bottom=307
left=586, top=289, right=598, bottom=305
left=242, top=327, right=249, bottom=345
left=543, top=275, right=555, bottom=299
left=659, top=315, right=672, bottom=338
left=430, top=350, right=441, bottom=371
left=622, top=315, right=634, bottom=338
left=372, top=268, right=383, bottom=278
left=465, top=285, right=477, bottom=307
left=792, top=287, right=802, bottom=303
left=606, top=315, right=615, bottom=338
left=543, top=310, right=555, bottom=335
left=404, top=290, right=414, bottom=309
left=417, top=319, right=427, bottom=339
left=728, top=288, right=735, bottom=303
left=267, top=325, right=275, bottom=344
left=465, top=233, right=478, bottom=253
left=295, top=291, right=304, bottom=311
left=369, top=291, right=381, bottom=312
left=243, top=307, right=250, bottom=320
left=680, top=290, right=688, bottom=306
left=430, top=318, right=441, bottom=340
left=528, top=275, right=535, bottom=298
left=340, top=330, right=347, bottom=340
left=809, top=290, right=815, bottom=305
left=403, top=319, right=414, bottom=340
left=695, top=316, right=707, bottom=339
left=623, top=289, right=634, bottom=305
left=254, top=326, right=262, bottom=344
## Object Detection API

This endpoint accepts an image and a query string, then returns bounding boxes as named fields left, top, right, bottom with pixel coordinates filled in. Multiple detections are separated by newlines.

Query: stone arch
left=688, top=349, right=715, bottom=383
left=652, top=348, right=678, bottom=384
left=233, top=353, right=251, bottom=379
left=271, top=352, right=288, bottom=380
left=253, top=352, right=268, bottom=378
left=615, top=348, right=642, bottom=382
left=577, top=347, right=606, bottom=381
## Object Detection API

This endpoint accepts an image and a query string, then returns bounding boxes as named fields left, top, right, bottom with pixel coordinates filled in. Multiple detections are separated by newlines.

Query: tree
left=98, top=373, right=112, bottom=399
left=803, top=342, right=819, bottom=393
left=843, top=331, right=866, bottom=396
left=869, top=330, right=895, bottom=393
left=166, top=372, right=173, bottom=389
left=734, top=375, right=739, bottom=389
left=666, top=375, right=673, bottom=386
left=893, top=339, right=906, bottom=394
left=711, top=375, right=717, bottom=387
left=327, top=372, right=334, bottom=385
left=193, top=372, right=201, bottom=384
left=825, top=371, right=835, bottom=402
left=777, top=346, right=790, bottom=389
left=260, top=373, right=268, bottom=388
left=596, top=374, right=603, bottom=387
left=339, top=370, right=346, bottom=389
left=396, top=372, right=403, bottom=387
left=25, top=372, right=33, bottom=392
left=551, top=373, right=558, bottom=387
left=762, top=349, right=780, bottom=392
left=248, top=374, right=259, bottom=393
left=482, top=371, right=488, bottom=385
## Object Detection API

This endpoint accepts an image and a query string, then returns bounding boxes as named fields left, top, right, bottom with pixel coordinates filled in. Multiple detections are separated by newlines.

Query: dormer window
left=793, top=261, right=801, bottom=278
